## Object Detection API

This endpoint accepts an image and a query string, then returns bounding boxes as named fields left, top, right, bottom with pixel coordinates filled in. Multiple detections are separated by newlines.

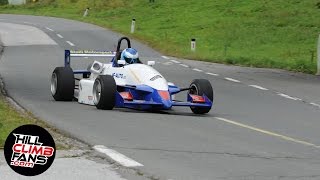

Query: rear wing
left=64, top=50, right=116, bottom=74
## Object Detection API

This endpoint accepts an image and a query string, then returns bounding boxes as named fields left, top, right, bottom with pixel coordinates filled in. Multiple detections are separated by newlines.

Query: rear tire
left=93, top=75, right=116, bottom=110
left=189, top=79, right=213, bottom=114
left=51, top=67, right=75, bottom=101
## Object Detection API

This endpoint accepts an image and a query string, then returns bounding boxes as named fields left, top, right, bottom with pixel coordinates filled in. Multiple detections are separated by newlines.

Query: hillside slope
left=1, top=0, right=319, bottom=73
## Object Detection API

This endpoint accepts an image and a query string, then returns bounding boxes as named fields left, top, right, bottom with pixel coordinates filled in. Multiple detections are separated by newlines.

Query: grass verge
left=0, top=94, right=70, bottom=149
left=0, top=95, right=35, bottom=147
left=0, top=0, right=319, bottom=74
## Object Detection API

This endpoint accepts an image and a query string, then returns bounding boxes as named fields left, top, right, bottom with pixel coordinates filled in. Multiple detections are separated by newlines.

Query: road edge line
left=93, top=145, right=144, bottom=167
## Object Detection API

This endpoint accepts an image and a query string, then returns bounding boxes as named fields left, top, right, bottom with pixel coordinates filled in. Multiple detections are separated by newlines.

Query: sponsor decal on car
left=112, top=73, right=126, bottom=79
left=150, top=75, right=162, bottom=81
left=70, top=50, right=115, bottom=54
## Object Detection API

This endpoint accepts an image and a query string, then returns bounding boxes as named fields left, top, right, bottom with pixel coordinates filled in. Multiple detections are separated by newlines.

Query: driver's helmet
left=120, top=48, right=139, bottom=64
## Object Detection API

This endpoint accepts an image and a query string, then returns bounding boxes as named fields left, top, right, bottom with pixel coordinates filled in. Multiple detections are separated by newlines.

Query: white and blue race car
left=51, top=37, right=213, bottom=114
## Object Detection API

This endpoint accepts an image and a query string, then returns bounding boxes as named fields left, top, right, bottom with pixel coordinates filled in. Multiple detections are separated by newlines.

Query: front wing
left=114, top=87, right=213, bottom=110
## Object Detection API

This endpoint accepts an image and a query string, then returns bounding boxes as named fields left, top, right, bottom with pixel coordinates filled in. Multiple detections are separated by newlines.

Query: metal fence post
left=83, top=8, right=89, bottom=17
left=131, top=19, right=136, bottom=34
left=191, top=38, right=196, bottom=51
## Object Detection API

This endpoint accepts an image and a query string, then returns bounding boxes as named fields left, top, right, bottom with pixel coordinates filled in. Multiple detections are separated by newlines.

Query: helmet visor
left=124, top=57, right=139, bottom=64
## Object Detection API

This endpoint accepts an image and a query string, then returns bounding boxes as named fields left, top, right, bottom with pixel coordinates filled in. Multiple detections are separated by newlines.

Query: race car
left=50, top=37, right=213, bottom=114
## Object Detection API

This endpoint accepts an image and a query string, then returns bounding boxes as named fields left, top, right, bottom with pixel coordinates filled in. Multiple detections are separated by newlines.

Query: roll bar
left=115, top=37, right=131, bottom=61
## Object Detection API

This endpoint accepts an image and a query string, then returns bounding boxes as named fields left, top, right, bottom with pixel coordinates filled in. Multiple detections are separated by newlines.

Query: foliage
left=0, top=0, right=7, bottom=5
left=0, top=96, right=35, bottom=147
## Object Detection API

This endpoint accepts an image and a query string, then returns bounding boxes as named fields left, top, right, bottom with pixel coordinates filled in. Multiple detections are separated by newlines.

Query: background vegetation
left=1, top=0, right=320, bottom=73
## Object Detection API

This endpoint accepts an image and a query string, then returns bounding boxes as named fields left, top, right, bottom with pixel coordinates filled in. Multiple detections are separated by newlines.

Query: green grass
left=0, top=95, right=69, bottom=149
left=1, top=0, right=320, bottom=74
left=0, top=95, right=36, bottom=147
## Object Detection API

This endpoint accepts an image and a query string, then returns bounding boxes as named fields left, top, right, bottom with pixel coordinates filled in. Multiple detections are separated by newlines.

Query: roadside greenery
left=0, top=95, right=34, bottom=147
left=0, top=95, right=69, bottom=149
left=0, top=0, right=319, bottom=74
left=0, top=0, right=7, bottom=6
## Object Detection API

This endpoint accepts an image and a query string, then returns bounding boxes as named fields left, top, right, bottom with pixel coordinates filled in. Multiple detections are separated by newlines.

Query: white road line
left=170, top=60, right=180, bottom=64
left=225, top=77, right=241, bottom=83
left=249, top=85, right=269, bottom=91
left=161, top=56, right=169, bottom=59
left=56, top=34, right=64, bottom=38
left=179, top=64, right=189, bottom=68
left=23, top=21, right=34, bottom=25
left=45, top=27, right=54, bottom=31
left=277, top=93, right=302, bottom=101
left=215, top=117, right=320, bottom=149
left=93, top=145, right=144, bottom=167
left=193, top=68, right=203, bottom=72
left=310, top=103, right=320, bottom=108
left=205, top=72, right=219, bottom=76
left=66, top=41, right=75, bottom=46
left=163, top=62, right=173, bottom=65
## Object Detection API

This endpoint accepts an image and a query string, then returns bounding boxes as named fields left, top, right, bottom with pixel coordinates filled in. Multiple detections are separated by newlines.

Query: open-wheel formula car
left=51, top=37, right=213, bottom=114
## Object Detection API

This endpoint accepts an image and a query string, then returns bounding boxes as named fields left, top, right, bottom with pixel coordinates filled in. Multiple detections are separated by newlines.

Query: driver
left=120, top=48, right=139, bottom=64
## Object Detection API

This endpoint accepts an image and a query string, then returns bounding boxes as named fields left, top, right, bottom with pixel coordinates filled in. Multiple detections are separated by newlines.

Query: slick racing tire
left=93, top=75, right=116, bottom=110
left=51, top=67, right=75, bottom=101
left=189, top=79, right=213, bottom=114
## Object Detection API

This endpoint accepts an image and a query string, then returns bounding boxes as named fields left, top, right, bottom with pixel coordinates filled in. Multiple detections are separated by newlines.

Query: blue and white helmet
left=120, top=48, right=139, bottom=64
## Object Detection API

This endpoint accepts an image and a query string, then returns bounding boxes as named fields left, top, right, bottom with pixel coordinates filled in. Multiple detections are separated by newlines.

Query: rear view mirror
left=147, top=61, right=155, bottom=66
left=118, top=60, right=126, bottom=65
left=90, top=61, right=103, bottom=74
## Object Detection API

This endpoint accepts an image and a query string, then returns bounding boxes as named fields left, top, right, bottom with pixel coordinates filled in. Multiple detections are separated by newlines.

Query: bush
left=0, top=0, right=8, bottom=5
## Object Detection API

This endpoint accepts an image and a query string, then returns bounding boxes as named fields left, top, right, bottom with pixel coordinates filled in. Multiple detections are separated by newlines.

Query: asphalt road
left=1, top=14, right=320, bottom=180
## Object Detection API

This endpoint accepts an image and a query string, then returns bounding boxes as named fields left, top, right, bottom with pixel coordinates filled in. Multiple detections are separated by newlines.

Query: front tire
left=51, top=67, right=75, bottom=101
left=93, top=75, right=116, bottom=110
left=189, top=79, right=213, bottom=114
